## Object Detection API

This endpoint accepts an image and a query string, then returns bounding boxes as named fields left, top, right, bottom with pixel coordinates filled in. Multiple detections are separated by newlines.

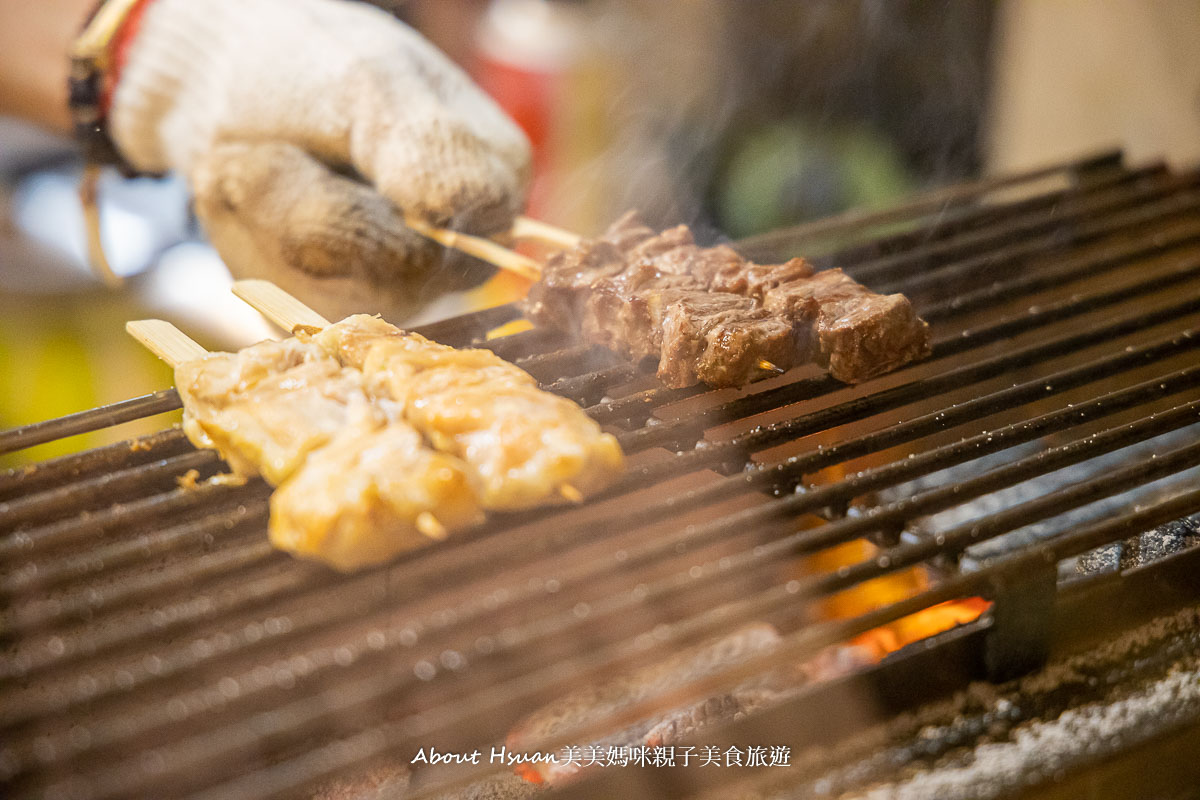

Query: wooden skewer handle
left=404, top=214, right=543, bottom=282
left=233, top=280, right=329, bottom=333
left=233, top=280, right=332, bottom=332
left=126, top=320, right=209, bottom=368
left=510, top=216, right=582, bottom=249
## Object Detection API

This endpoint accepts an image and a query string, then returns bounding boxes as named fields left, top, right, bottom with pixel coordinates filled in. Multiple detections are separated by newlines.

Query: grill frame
left=6, top=150, right=1200, bottom=800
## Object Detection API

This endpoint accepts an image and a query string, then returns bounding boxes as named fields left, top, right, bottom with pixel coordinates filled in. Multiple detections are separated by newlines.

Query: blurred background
left=3, top=0, right=1199, bottom=465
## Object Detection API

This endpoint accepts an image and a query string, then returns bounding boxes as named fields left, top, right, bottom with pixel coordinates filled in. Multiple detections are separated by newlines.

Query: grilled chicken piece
left=271, top=414, right=482, bottom=571
left=307, top=315, right=625, bottom=511
left=174, top=337, right=482, bottom=570
left=505, top=622, right=788, bottom=785
left=175, top=338, right=374, bottom=484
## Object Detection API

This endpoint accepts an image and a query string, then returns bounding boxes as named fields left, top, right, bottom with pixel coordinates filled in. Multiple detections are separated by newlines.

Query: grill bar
left=853, top=170, right=1198, bottom=287
left=0, top=450, right=220, bottom=541
left=814, top=161, right=1162, bottom=270
left=0, top=479, right=264, bottom=565
left=734, top=148, right=1124, bottom=256
left=0, top=429, right=191, bottom=502
left=0, top=389, right=182, bottom=456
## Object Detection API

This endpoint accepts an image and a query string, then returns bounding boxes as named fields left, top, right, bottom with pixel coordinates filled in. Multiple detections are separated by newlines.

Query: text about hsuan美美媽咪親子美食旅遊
left=409, top=744, right=792, bottom=768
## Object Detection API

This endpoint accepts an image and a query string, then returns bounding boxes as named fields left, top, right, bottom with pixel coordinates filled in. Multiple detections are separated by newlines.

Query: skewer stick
left=126, top=319, right=208, bottom=368
left=510, top=215, right=582, bottom=249
left=403, top=213, right=543, bottom=282
left=232, top=279, right=332, bottom=333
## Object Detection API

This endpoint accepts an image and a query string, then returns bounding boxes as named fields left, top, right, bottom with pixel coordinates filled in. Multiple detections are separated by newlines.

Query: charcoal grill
left=7, top=150, right=1200, bottom=800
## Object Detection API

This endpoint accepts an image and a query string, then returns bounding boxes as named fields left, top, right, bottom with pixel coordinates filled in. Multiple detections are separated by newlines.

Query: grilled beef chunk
left=764, top=269, right=931, bottom=383
left=659, top=293, right=804, bottom=389
left=710, top=256, right=814, bottom=298
left=524, top=238, right=626, bottom=333
left=524, top=211, right=929, bottom=387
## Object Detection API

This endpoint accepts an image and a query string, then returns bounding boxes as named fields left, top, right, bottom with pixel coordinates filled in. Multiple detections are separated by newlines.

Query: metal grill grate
left=6, top=151, right=1200, bottom=800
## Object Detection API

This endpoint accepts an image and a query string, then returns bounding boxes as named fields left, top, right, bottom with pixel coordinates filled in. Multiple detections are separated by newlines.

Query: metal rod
left=0, top=389, right=181, bottom=455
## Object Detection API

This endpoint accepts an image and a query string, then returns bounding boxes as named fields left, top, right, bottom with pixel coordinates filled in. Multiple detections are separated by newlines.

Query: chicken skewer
left=232, top=280, right=625, bottom=510
left=126, top=320, right=482, bottom=570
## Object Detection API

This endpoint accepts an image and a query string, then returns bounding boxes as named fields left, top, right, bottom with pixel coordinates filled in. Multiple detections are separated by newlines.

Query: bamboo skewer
left=231, top=280, right=588, bottom=506
left=511, top=215, right=582, bottom=249
left=232, top=279, right=332, bottom=333
left=400, top=215, right=578, bottom=281
left=125, top=319, right=208, bottom=368
left=403, top=214, right=543, bottom=282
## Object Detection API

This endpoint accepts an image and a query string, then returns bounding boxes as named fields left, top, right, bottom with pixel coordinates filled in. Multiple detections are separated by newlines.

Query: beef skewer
left=405, top=213, right=929, bottom=387
left=125, top=320, right=482, bottom=571
left=526, top=212, right=931, bottom=386
left=232, top=280, right=625, bottom=510
left=398, top=217, right=793, bottom=387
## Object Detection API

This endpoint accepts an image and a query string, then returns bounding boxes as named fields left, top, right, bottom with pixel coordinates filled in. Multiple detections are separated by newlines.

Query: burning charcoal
left=1117, top=513, right=1200, bottom=570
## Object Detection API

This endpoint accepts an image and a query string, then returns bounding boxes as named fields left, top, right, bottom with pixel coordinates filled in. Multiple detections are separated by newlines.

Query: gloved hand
left=108, top=0, right=532, bottom=320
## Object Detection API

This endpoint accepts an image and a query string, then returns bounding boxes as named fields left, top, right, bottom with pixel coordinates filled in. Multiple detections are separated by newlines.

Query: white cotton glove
left=109, top=0, right=532, bottom=320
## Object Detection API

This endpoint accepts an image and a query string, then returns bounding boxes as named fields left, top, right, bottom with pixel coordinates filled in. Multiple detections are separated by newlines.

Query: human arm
left=0, top=0, right=95, bottom=130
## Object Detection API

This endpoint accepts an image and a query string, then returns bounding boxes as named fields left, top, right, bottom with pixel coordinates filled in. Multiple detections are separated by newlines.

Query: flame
left=464, top=269, right=535, bottom=312
left=796, top=455, right=991, bottom=662
left=803, top=538, right=990, bottom=661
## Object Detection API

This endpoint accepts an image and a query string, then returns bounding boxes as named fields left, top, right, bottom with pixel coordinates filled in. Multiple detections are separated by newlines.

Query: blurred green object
left=717, top=118, right=915, bottom=239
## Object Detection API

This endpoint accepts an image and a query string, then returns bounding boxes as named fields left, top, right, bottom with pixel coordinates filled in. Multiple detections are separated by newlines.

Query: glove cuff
left=68, top=0, right=156, bottom=172
left=107, top=0, right=236, bottom=174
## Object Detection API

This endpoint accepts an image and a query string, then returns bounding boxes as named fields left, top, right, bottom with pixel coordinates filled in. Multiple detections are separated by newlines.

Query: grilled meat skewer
left=172, top=335, right=483, bottom=570
left=525, top=211, right=930, bottom=386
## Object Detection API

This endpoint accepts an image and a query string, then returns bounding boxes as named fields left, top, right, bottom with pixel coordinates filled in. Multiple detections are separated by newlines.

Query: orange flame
left=803, top=538, right=990, bottom=661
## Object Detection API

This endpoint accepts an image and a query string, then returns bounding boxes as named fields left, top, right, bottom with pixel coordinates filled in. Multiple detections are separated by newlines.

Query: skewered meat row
left=525, top=211, right=931, bottom=387
left=173, top=317, right=625, bottom=568
left=303, top=315, right=625, bottom=510
left=175, top=337, right=482, bottom=570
